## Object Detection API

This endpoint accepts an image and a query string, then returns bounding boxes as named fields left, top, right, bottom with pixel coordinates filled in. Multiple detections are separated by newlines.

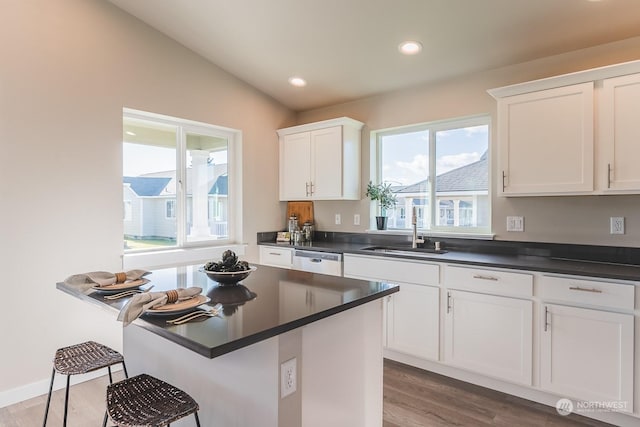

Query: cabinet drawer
left=540, top=275, right=635, bottom=311
left=259, top=246, right=293, bottom=268
left=445, top=265, right=533, bottom=298
left=344, top=254, right=439, bottom=285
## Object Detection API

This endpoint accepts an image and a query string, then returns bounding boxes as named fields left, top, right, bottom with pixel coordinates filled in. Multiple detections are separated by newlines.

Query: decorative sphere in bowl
left=200, top=266, right=257, bottom=285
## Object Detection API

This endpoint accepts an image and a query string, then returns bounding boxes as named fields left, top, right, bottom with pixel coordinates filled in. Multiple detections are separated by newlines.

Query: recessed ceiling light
left=288, top=76, right=307, bottom=87
left=125, top=131, right=136, bottom=136
left=398, top=41, right=423, bottom=55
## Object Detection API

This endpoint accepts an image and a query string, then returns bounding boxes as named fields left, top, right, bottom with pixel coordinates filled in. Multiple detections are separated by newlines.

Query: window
left=373, top=115, right=490, bottom=234
left=123, top=109, right=241, bottom=251
left=165, top=200, right=176, bottom=219
left=123, top=200, right=132, bottom=221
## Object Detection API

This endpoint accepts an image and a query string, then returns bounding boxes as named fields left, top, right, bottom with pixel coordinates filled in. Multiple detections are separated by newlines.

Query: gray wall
left=298, top=37, right=640, bottom=247
left=0, top=0, right=293, bottom=400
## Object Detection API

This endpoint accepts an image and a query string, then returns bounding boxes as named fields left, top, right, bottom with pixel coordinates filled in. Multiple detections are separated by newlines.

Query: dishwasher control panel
left=292, top=250, right=343, bottom=276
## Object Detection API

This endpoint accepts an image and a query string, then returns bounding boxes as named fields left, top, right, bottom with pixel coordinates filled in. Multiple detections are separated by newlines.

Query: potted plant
left=366, top=181, right=397, bottom=230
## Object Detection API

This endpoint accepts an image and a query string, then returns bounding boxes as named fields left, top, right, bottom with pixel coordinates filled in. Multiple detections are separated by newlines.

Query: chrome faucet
left=411, top=207, right=424, bottom=248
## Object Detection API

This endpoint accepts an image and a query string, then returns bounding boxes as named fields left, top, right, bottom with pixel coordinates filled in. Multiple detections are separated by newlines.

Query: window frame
left=371, top=114, right=492, bottom=237
left=122, top=108, right=243, bottom=254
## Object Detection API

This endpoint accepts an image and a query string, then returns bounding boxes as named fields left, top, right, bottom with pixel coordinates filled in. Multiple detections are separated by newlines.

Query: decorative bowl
left=200, top=266, right=257, bottom=285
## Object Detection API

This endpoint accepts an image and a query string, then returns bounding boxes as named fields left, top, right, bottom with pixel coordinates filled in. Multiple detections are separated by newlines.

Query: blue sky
left=381, top=125, right=488, bottom=186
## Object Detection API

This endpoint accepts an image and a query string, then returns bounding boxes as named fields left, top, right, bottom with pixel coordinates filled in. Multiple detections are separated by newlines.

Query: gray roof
left=209, top=174, right=228, bottom=195
left=436, top=153, right=488, bottom=192
left=393, top=152, right=488, bottom=194
left=123, top=176, right=171, bottom=196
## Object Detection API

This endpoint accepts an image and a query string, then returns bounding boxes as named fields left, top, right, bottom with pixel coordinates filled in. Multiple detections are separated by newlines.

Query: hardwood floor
left=0, top=360, right=616, bottom=426
left=0, top=371, right=126, bottom=427
left=383, top=359, right=615, bottom=427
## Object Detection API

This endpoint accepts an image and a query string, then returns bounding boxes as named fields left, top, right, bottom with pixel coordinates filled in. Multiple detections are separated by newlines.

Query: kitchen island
left=57, top=263, right=398, bottom=427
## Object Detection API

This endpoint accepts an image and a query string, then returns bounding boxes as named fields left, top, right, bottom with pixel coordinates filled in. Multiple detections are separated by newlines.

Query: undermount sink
left=360, top=246, right=448, bottom=257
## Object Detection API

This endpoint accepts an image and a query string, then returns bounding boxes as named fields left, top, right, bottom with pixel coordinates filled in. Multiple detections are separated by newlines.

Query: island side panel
left=301, top=300, right=384, bottom=427
left=123, top=325, right=279, bottom=427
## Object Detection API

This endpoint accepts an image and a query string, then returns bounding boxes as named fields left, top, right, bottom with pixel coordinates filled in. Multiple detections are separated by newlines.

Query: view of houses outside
left=123, top=115, right=230, bottom=250
left=123, top=165, right=229, bottom=250
left=379, top=123, right=489, bottom=231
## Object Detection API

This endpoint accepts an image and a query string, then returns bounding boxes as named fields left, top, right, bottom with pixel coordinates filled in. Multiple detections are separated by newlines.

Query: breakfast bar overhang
left=57, top=263, right=398, bottom=426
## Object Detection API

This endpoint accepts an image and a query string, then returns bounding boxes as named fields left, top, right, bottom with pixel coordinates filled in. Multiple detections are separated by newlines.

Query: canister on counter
left=302, top=222, right=314, bottom=242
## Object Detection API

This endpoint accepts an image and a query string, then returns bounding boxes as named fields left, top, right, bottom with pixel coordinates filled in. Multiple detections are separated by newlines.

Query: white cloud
left=393, top=154, right=428, bottom=185
left=437, top=152, right=481, bottom=174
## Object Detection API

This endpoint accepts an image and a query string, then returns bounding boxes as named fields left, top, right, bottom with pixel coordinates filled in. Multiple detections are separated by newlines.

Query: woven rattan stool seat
left=105, top=374, right=201, bottom=427
left=43, top=340, right=128, bottom=427
left=53, top=341, right=125, bottom=375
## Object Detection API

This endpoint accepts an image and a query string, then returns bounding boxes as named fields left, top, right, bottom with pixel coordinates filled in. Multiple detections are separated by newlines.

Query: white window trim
left=369, top=114, right=493, bottom=238
left=122, top=108, right=243, bottom=267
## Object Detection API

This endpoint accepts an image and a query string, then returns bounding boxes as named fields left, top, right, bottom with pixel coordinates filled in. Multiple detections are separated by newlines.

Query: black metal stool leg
left=42, top=368, right=55, bottom=427
left=107, top=366, right=113, bottom=384
left=102, top=410, right=108, bottom=427
left=62, top=375, right=70, bottom=427
left=122, top=361, right=129, bottom=378
left=194, top=412, right=201, bottom=427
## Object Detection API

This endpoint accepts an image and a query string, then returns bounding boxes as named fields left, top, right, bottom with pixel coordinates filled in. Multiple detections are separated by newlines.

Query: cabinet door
left=280, top=132, right=311, bottom=200
left=386, top=283, right=439, bottom=361
left=444, top=290, right=532, bottom=385
left=601, top=73, right=640, bottom=192
left=310, top=126, right=343, bottom=199
left=540, top=304, right=633, bottom=410
left=498, top=82, right=594, bottom=196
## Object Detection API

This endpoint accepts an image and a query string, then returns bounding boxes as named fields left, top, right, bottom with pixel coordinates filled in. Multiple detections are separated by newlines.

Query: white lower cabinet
left=444, top=289, right=533, bottom=385
left=341, top=253, right=638, bottom=424
left=385, top=284, right=439, bottom=361
left=540, top=304, right=634, bottom=410
left=259, top=246, right=293, bottom=268
left=343, top=254, right=440, bottom=361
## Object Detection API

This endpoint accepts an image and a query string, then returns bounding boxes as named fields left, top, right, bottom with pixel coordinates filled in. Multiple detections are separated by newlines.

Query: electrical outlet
left=506, top=216, right=524, bottom=232
left=353, top=214, right=360, bottom=225
left=280, top=357, right=297, bottom=398
left=335, top=214, right=341, bottom=225
left=610, top=217, right=625, bottom=234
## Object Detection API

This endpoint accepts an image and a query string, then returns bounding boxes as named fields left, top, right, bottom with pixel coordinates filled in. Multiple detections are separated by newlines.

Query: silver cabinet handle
left=607, top=163, right=612, bottom=189
left=502, top=171, right=507, bottom=191
left=310, top=258, right=322, bottom=263
left=446, top=291, right=452, bottom=314
left=569, top=286, right=603, bottom=293
left=309, top=181, right=314, bottom=196
left=473, top=274, right=499, bottom=281
left=544, top=306, right=550, bottom=332
left=269, top=252, right=282, bottom=256
left=305, top=182, right=310, bottom=197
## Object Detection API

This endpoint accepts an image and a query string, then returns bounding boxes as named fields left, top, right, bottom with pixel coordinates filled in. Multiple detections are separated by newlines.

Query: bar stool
left=103, top=373, right=201, bottom=426
left=43, top=341, right=128, bottom=427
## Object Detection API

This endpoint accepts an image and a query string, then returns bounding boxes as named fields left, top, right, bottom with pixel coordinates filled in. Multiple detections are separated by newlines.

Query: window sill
left=123, top=244, right=247, bottom=270
left=364, top=229, right=495, bottom=240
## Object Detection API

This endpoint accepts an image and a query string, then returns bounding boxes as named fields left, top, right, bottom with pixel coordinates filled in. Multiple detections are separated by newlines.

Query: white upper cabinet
left=489, top=59, right=640, bottom=197
left=277, top=117, right=364, bottom=201
left=600, top=73, right=640, bottom=192
left=496, top=82, right=594, bottom=196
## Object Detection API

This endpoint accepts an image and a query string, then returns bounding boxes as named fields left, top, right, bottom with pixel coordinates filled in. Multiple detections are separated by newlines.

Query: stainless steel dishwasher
left=292, top=249, right=343, bottom=276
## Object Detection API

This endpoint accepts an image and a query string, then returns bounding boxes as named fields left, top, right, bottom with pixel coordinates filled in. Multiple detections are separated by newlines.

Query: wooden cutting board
left=286, top=201, right=314, bottom=225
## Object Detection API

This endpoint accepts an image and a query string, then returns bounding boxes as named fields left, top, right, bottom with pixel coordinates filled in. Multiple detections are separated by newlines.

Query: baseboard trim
left=0, top=365, right=123, bottom=408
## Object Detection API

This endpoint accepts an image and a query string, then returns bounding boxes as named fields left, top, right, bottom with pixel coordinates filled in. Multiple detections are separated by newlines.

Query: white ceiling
left=108, top=0, right=640, bottom=112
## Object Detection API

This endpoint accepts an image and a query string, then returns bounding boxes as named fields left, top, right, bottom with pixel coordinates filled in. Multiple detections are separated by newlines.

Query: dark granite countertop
left=57, top=264, right=398, bottom=359
left=258, top=234, right=640, bottom=283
